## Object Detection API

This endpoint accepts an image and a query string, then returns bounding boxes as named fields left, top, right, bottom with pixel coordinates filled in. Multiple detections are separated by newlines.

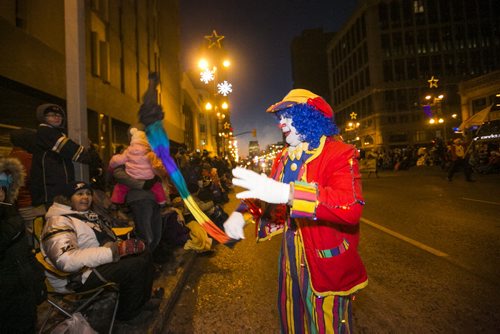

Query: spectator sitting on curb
left=1, top=157, right=46, bottom=333
left=41, top=181, right=162, bottom=325
left=8, top=128, right=46, bottom=242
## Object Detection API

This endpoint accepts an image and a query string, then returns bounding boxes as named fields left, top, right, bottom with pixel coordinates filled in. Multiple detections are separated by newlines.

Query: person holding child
left=108, top=127, right=167, bottom=206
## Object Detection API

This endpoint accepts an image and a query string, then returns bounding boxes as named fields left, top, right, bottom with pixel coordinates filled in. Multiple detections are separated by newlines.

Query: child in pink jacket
left=109, top=127, right=167, bottom=205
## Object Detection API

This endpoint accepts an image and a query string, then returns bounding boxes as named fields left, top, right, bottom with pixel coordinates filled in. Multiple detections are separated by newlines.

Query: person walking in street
left=224, top=89, right=368, bottom=333
left=447, top=137, right=473, bottom=182
left=31, top=103, right=91, bottom=208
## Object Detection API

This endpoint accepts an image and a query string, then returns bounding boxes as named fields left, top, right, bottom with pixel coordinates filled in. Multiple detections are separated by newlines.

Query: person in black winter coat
left=0, top=157, right=46, bottom=333
left=30, top=103, right=91, bottom=208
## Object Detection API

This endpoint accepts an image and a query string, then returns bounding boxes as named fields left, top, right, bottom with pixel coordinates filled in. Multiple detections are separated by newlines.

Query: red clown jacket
left=252, top=136, right=368, bottom=296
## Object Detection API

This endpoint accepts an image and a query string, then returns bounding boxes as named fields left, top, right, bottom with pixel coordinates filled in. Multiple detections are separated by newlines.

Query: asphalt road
left=164, top=167, right=500, bottom=333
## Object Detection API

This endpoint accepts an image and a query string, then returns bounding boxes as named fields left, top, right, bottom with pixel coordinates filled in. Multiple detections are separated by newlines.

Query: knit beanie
left=129, top=127, right=150, bottom=147
left=62, top=181, right=93, bottom=199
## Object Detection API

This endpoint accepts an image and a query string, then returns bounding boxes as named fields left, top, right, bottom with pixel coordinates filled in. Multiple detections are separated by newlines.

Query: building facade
left=325, top=0, right=500, bottom=149
left=0, top=0, right=209, bottom=161
left=458, top=70, right=500, bottom=123
left=291, top=28, right=335, bottom=103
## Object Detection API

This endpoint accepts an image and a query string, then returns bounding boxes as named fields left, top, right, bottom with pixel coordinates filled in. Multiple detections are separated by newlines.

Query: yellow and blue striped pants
left=278, top=226, right=353, bottom=334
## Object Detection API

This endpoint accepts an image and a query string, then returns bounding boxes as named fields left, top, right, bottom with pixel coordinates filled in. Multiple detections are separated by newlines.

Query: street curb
left=148, top=251, right=198, bottom=333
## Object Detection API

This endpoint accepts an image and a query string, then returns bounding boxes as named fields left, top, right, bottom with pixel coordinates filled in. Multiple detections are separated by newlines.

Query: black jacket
left=30, top=124, right=90, bottom=206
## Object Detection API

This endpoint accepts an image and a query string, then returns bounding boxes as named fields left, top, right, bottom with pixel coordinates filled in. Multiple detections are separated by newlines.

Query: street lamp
left=345, top=116, right=360, bottom=146
left=425, top=93, right=447, bottom=142
left=423, top=76, right=450, bottom=143
left=198, top=30, right=234, bottom=157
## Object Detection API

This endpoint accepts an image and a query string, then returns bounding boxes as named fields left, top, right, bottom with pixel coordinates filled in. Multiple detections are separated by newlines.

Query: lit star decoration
left=217, top=81, right=233, bottom=96
left=200, top=69, right=214, bottom=84
left=428, top=76, right=439, bottom=88
left=223, top=122, right=231, bottom=129
left=204, top=30, right=225, bottom=49
left=350, top=112, right=358, bottom=119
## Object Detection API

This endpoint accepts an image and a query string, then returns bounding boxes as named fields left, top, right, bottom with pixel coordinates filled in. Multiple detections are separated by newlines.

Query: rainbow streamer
left=145, top=121, right=234, bottom=245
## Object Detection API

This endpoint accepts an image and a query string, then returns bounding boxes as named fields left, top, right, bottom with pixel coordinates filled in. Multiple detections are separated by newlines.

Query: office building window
left=418, top=57, right=430, bottom=78
left=439, top=0, right=451, bottom=22
left=429, top=29, right=440, bottom=52
left=379, top=3, right=389, bottom=30
left=394, top=60, right=405, bottom=81
left=407, top=58, right=417, bottom=79
left=388, top=116, right=398, bottom=124
left=417, top=30, right=427, bottom=54
left=431, top=55, right=442, bottom=76
left=383, top=61, right=393, bottom=81
left=471, top=98, right=487, bottom=113
left=405, top=31, right=415, bottom=55
left=442, top=28, right=452, bottom=51
left=455, top=25, right=466, bottom=49
left=390, top=1, right=401, bottom=28
left=397, top=89, right=408, bottom=110
left=443, top=54, right=455, bottom=75
left=413, top=0, right=424, bottom=14
left=381, top=34, right=390, bottom=57
left=451, top=0, right=465, bottom=21
left=414, top=130, right=427, bottom=142
left=392, top=32, right=403, bottom=56
left=389, top=133, right=407, bottom=142
left=408, top=89, right=419, bottom=110
left=467, top=26, right=478, bottom=49
left=427, top=0, right=439, bottom=22
left=402, top=1, right=413, bottom=26
left=456, top=53, right=467, bottom=75
left=90, top=12, right=110, bottom=82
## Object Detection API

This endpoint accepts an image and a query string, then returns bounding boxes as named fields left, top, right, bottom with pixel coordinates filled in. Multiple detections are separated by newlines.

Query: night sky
left=180, top=0, right=359, bottom=157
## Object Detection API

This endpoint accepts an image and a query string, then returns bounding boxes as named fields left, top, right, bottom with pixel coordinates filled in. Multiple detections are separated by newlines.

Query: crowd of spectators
left=1, top=102, right=234, bottom=331
left=361, top=137, right=499, bottom=176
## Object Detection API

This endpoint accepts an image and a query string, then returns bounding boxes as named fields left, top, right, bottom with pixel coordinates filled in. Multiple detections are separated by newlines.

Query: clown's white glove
left=232, top=167, right=290, bottom=204
left=223, top=212, right=246, bottom=240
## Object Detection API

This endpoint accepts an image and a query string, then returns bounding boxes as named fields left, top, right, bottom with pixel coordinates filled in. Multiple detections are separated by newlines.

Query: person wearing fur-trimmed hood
left=224, top=89, right=368, bottom=333
left=0, top=157, right=46, bottom=333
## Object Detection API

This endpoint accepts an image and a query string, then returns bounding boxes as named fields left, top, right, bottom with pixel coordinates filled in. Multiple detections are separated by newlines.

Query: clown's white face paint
left=279, top=115, right=302, bottom=147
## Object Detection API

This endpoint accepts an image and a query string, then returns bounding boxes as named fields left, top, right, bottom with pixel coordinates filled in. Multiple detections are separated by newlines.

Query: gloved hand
left=117, top=238, right=146, bottom=257
left=223, top=212, right=246, bottom=240
left=232, top=167, right=290, bottom=204
left=104, top=241, right=120, bottom=262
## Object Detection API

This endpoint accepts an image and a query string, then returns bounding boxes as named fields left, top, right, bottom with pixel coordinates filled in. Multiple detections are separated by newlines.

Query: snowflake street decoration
left=200, top=69, right=214, bottom=84
left=217, top=81, right=233, bottom=96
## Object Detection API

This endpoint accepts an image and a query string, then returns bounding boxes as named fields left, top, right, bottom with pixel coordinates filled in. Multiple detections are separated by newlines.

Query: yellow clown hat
left=266, top=89, right=333, bottom=118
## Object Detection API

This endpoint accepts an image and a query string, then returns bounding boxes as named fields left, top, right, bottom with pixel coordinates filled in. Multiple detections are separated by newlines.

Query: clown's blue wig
left=276, top=103, right=339, bottom=149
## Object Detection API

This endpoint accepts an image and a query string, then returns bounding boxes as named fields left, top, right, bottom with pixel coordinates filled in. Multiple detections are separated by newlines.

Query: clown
left=224, top=89, right=368, bottom=333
